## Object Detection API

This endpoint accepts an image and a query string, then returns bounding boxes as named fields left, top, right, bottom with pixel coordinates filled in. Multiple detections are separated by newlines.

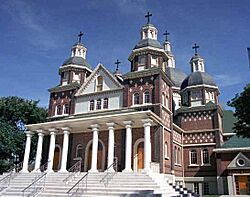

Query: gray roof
left=134, top=38, right=163, bottom=50
left=221, top=135, right=250, bottom=149
left=166, top=67, right=187, bottom=87
left=181, top=71, right=216, bottom=90
left=62, top=56, right=91, bottom=69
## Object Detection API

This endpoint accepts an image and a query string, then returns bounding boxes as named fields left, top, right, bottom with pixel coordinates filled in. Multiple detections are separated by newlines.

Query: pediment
left=227, top=152, right=250, bottom=169
left=75, top=63, right=123, bottom=96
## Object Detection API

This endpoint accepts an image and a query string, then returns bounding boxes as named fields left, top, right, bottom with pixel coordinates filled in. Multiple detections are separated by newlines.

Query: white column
left=34, top=130, right=44, bottom=171
left=142, top=119, right=152, bottom=171
left=107, top=123, right=115, bottom=171
left=89, top=124, right=99, bottom=172
left=22, top=131, right=33, bottom=172
left=47, top=129, right=57, bottom=172
left=123, top=121, right=133, bottom=172
left=59, top=127, right=71, bottom=172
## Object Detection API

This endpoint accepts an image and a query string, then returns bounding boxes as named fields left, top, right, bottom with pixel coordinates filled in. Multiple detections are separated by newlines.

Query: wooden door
left=53, top=147, right=60, bottom=171
left=97, top=142, right=103, bottom=170
left=137, top=142, right=144, bottom=170
left=238, top=176, right=249, bottom=195
left=87, top=149, right=92, bottom=171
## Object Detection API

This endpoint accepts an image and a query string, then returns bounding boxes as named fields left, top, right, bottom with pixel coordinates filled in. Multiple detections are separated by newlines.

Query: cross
left=163, top=31, right=170, bottom=41
left=115, top=59, right=121, bottom=71
left=145, top=12, right=152, bottom=24
left=192, top=43, right=200, bottom=55
left=78, top=31, right=83, bottom=43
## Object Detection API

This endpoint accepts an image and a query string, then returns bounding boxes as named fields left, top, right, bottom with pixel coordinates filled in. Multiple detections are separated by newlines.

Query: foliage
left=227, top=84, right=250, bottom=138
left=0, top=96, right=47, bottom=173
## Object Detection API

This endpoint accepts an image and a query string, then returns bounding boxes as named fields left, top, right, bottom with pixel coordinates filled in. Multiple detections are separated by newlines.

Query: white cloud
left=214, top=74, right=242, bottom=87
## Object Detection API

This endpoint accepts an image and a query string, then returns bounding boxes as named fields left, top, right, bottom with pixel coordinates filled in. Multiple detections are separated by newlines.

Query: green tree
left=0, top=96, right=47, bottom=173
left=228, top=83, right=250, bottom=138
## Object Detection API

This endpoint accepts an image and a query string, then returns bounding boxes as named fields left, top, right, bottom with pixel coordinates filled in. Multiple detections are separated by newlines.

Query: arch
left=84, top=139, right=105, bottom=172
left=53, top=144, right=62, bottom=171
left=96, top=76, right=103, bottom=92
left=133, top=138, right=144, bottom=172
left=133, top=92, right=140, bottom=105
left=76, top=144, right=83, bottom=158
left=164, top=142, right=168, bottom=159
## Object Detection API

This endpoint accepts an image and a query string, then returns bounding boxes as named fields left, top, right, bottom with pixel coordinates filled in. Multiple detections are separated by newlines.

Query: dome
left=134, top=38, right=163, bottom=49
left=62, top=56, right=91, bottom=69
left=166, top=67, right=187, bottom=87
left=181, top=71, right=216, bottom=90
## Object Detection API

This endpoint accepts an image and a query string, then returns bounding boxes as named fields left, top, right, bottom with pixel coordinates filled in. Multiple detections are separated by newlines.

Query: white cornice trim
left=181, top=84, right=219, bottom=92
left=183, top=143, right=216, bottom=147
left=213, top=147, right=250, bottom=153
left=59, top=64, right=93, bottom=73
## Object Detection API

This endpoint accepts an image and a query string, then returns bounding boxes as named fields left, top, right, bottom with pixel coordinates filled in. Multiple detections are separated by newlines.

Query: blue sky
left=0, top=0, right=249, bottom=108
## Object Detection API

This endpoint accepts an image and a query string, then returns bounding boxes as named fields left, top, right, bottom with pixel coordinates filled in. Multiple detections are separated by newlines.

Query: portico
left=23, top=110, right=161, bottom=173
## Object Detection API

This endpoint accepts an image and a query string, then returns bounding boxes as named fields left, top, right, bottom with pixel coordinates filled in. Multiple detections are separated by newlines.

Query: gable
left=227, top=152, right=250, bottom=169
left=76, top=64, right=123, bottom=96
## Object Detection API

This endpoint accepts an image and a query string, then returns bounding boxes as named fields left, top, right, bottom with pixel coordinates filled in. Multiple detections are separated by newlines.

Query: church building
left=22, top=13, right=250, bottom=196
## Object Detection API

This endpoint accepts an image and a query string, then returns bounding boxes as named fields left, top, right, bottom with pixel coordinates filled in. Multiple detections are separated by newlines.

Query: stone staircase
left=0, top=172, right=197, bottom=197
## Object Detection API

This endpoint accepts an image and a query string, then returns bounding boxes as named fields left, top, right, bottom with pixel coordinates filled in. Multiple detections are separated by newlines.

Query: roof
left=166, top=67, right=187, bottom=87
left=62, top=56, right=91, bottom=69
left=221, top=135, right=250, bottom=149
left=223, top=110, right=237, bottom=133
left=134, top=38, right=163, bottom=50
left=48, top=82, right=80, bottom=93
left=181, top=71, right=216, bottom=90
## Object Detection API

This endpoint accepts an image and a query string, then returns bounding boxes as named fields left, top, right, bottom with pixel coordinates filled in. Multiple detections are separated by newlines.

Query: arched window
left=76, top=144, right=83, bottom=158
left=144, top=91, right=150, bottom=104
left=96, top=99, right=102, bottom=110
left=190, top=149, right=197, bottom=165
left=133, top=93, right=140, bottom=105
left=103, top=98, right=108, bottom=109
left=164, top=142, right=168, bottom=159
left=96, top=76, right=103, bottom=92
left=56, top=105, right=62, bottom=115
left=63, top=104, right=69, bottom=115
left=202, top=149, right=210, bottom=164
left=162, top=93, right=165, bottom=106
left=89, top=100, right=95, bottom=111
left=178, top=148, right=181, bottom=164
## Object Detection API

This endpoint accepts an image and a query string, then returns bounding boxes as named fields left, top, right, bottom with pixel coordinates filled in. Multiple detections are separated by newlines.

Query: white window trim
left=143, top=91, right=151, bottom=104
left=189, top=149, right=198, bottom=166
left=201, top=149, right=211, bottom=166
left=133, top=93, right=140, bottom=106
left=89, top=100, right=95, bottom=111
left=62, top=104, right=69, bottom=115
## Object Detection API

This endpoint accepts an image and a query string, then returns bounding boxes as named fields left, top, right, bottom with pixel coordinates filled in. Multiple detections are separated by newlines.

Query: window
left=138, top=55, right=146, bottom=66
left=62, top=72, right=69, bottom=85
left=73, top=72, right=80, bottom=83
left=96, top=76, right=103, bottom=92
left=89, top=100, right=95, bottom=111
left=174, top=146, right=177, bottom=164
left=194, top=183, right=199, bottom=194
left=151, top=55, right=158, bottom=67
left=56, top=105, right=62, bottom=115
left=103, top=98, right=108, bottom=109
left=203, top=182, right=209, bottom=195
left=191, top=90, right=201, bottom=101
left=164, top=142, right=168, bottom=159
left=96, top=99, right=102, bottom=110
left=133, top=93, right=140, bottom=105
left=76, top=144, right=83, bottom=158
left=178, top=148, right=181, bottom=164
left=63, top=104, right=69, bottom=115
left=162, top=93, right=165, bottom=106
left=202, top=149, right=210, bottom=164
left=190, top=149, right=198, bottom=165
left=144, top=91, right=150, bottom=104
left=165, top=95, right=169, bottom=108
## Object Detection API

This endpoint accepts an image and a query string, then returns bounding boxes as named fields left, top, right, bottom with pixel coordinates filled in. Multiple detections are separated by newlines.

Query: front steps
left=0, top=171, right=196, bottom=197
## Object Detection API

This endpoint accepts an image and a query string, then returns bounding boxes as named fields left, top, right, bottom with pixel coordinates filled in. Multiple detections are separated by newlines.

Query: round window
left=237, top=159, right=245, bottom=166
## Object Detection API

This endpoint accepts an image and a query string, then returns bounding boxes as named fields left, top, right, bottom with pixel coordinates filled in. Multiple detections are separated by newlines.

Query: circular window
left=237, top=159, right=245, bottom=166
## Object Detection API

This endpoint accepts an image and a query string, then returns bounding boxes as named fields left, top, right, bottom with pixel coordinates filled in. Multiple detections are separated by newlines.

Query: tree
left=227, top=83, right=250, bottom=138
left=0, top=96, right=47, bottom=173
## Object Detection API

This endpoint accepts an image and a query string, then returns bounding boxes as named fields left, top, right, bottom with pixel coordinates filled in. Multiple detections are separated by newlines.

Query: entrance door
left=87, top=141, right=104, bottom=171
left=235, top=176, right=250, bottom=195
left=53, top=147, right=60, bottom=171
left=137, top=142, right=144, bottom=171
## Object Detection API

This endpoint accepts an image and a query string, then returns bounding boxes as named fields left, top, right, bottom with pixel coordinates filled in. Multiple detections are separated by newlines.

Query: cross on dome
left=145, top=12, right=152, bottom=24
left=163, top=31, right=170, bottom=41
left=78, top=31, right=84, bottom=43
left=115, top=59, right=121, bottom=71
left=192, top=43, right=199, bottom=55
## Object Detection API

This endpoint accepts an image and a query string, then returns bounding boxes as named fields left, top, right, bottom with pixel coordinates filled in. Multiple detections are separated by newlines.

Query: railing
left=64, top=159, right=82, bottom=185
left=22, top=172, right=47, bottom=197
left=99, top=157, right=118, bottom=187
left=67, top=172, right=89, bottom=197
left=0, top=162, right=23, bottom=191
left=35, top=160, right=50, bottom=172
left=150, top=162, right=160, bottom=173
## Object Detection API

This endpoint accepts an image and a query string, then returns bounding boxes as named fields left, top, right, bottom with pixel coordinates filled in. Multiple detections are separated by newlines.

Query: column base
left=88, top=169, right=98, bottom=173
left=122, top=168, right=133, bottom=173
left=20, top=169, right=29, bottom=173
left=58, top=169, right=68, bottom=173
left=141, top=168, right=151, bottom=173
left=106, top=168, right=115, bottom=172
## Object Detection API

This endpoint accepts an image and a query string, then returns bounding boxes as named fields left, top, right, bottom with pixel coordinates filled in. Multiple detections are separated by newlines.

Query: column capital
left=142, top=119, right=153, bottom=127
left=61, top=127, right=71, bottom=134
left=106, top=122, right=115, bottom=129
left=48, top=128, right=58, bottom=135
left=123, top=121, right=133, bottom=128
left=36, top=129, right=45, bottom=135
left=25, top=130, right=34, bottom=137
left=90, top=124, right=99, bottom=131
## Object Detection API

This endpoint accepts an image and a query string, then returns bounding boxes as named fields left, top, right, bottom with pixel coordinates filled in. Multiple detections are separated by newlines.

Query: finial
left=247, top=47, right=250, bottom=68
left=78, top=31, right=84, bottom=43
left=115, top=59, right=121, bottom=71
left=145, top=12, right=152, bottom=24
left=163, top=30, right=170, bottom=41
left=192, top=43, right=200, bottom=55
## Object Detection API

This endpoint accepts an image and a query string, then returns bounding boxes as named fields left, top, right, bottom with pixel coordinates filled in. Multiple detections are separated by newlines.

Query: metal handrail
left=35, top=160, right=50, bottom=172
left=22, top=172, right=47, bottom=197
left=67, top=172, right=89, bottom=197
left=63, top=160, right=82, bottom=185
left=99, top=157, right=118, bottom=186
